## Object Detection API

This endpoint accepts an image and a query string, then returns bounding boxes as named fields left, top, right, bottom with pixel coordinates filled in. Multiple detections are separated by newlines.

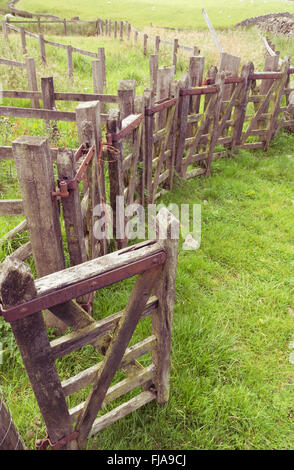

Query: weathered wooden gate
left=0, top=209, right=179, bottom=450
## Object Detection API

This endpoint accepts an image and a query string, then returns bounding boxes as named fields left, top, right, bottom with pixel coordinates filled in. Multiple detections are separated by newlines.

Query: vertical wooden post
left=1, top=21, right=8, bottom=41
left=39, top=34, right=46, bottom=65
left=193, top=46, right=200, bottom=55
left=219, top=52, right=241, bottom=101
left=92, top=60, right=104, bottom=94
left=106, top=109, right=125, bottom=248
left=156, top=66, right=174, bottom=129
left=76, top=101, right=107, bottom=258
left=149, top=54, right=158, bottom=99
left=188, top=56, right=205, bottom=136
left=172, top=38, right=179, bottom=71
left=144, top=88, right=154, bottom=203
left=96, top=18, right=100, bottom=36
left=152, top=208, right=179, bottom=404
left=57, top=149, right=87, bottom=266
left=231, top=62, right=253, bottom=149
left=66, top=45, right=73, bottom=79
left=97, top=47, right=106, bottom=86
left=120, top=21, right=123, bottom=41
left=134, top=29, right=138, bottom=46
left=118, top=80, right=136, bottom=119
left=26, top=57, right=39, bottom=108
left=176, top=74, right=190, bottom=176
left=37, top=17, right=41, bottom=34
left=108, top=19, right=112, bottom=36
left=20, top=26, right=27, bottom=54
left=127, top=23, right=131, bottom=40
left=114, top=20, right=118, bottom=38
left=143, top=34, right=148, bottom=56
left=12, top=135, right=67, bottom=332
left=64, top=18, right=67, bottom=36
left=155, top=35, right=160, bottom=55
left=0, top=389, right=24, bottom=450
left=41, top=76, right=55, bottom=110
left=0, top=258, right=78, bottom=449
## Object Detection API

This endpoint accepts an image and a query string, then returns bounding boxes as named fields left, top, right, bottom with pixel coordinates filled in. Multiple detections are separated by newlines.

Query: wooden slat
left=0, top=58, right=26, bottom=68
left=62, top=335, right=157, bottom=396
left=89, top=391, right=156, bottom=437
left=54, top=92, right=118, bottom=103
left=50, top=297, right=158, bottom=359
left=0, top=200, right=24, bottom=217
left=2, top=90, right=42, bottom=100
left=0, top=106, right=76, bottom=122
left=70, top=365, right=156, bottom=423
left=240, top=142, right=264, bottom=149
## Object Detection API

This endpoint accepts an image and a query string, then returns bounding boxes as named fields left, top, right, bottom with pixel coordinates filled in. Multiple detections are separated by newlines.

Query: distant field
left=17, top=0, right=294, bottom=29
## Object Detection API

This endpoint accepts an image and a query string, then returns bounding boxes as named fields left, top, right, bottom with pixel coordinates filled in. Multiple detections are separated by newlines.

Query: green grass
left=16, top=0, right=294, bottom=30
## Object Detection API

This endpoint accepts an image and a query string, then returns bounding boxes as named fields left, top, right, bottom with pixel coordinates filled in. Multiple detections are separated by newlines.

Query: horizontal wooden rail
left=0, top=106, right=76, bottom=122
left=180, top=86, right=219, bottom=97
left=0, top=58, right=26, bottom=68
left=0, top=199, right=24, bottom=217
left=2, top=90, right=118, bottom=103
left=0, top=241, right=166, bottom=322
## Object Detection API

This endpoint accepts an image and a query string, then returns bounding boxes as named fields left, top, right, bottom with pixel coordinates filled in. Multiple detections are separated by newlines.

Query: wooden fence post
left=127, top=23, right=131, bottom=40
left=231, top=62, right=253, bottom=150
left=0, top=258, right=78, bottom=450
left=143, top=34, right=148, bottom=56
left=12, top=135, right=67, bottom=332
left=134, top=30, right=138, bottom=46
left=0, top=389, right=25, bottom=450
left=92, top=60, right=104, bottom=94
left=120, top=21, right=123, bottom=41
left=156, top=66, right=174, bottom=129
left=149, top=54, right=158, bottom=99
left=106, top=109, right=125, bottom=249
left=108, top=19, right=112, bottom=37
left=176, top=74, right=190, bottom=176
left=41, top=76, right=55, bottom=110
left=26, top=57, right=39, bottom=108
left=152, top=208, right=179, bottom=404
left=105, top=19, right=108, bottom=36
left=57, top=149, right=87, bottom=267
left=172, top=38, right=179, bottom=71
left=39, top=34, right=46, bottom=65
left=76, top=101, right=107, bottom=258
left=114, top=20, right=118, bottom=38
left=144, top=88, right=154, bottom=202
left=20, top=26, right=27, bottom=55
left=97, top=47, right=106, bottom=86
left=64, top=18, right=67, bottom=36
left=1, top=21, right=8, bottom=41
left=118, top=80, right=136, bottom=119
left=155, top=35, right=160, bottom=55
left=66, top=45, right=73, bottom=79
left=193, top=46, right=200, bottom=55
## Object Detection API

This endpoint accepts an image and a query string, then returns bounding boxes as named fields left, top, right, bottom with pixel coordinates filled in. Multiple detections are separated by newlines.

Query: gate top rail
left=0, top=241, right=166, bottom=323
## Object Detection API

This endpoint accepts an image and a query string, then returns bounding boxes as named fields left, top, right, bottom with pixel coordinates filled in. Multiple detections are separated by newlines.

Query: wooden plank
left=2, top=90, right=42, bottom=100
left=62, top=334, right=157, bottom=397
left=50, top=297, right=158, bottom=360
left=0, top=106, right=76, bottom=122
left=70, top=365, right=156, bottom=422
left=9, top=241, right=32, bottom=262
left=26, top=58, right=39, bottom=108
left=89, top=391, right=156, bottom=437
left=12, top=135, right=67, bottom=332
left=0, top=200, right=24, bottom=217
left=0, top=58, right=26, bottom=68
left=75, top=267, right=161, bottom=447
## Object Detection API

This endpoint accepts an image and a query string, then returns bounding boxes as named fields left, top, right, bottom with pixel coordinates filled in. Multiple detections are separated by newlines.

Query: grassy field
left=15, top=0, right=294, bottom=30
left=1, top=0, right=294, bottom=452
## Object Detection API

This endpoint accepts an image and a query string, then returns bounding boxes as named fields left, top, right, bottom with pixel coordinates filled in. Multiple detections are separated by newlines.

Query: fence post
left=92, top=60, right=104, bottom=94
left=114, top=20, right=118, bottom=38
left=106, top=109, right=125, bottom=249
left=120, top=21, right=123, bottom=41
left=108, top=19, right=112, bottom=36
left=149, top=54, right=158, bottom=99
left=12, top=135, right=68, bottom=332
left=134, top=29, right=138, bottom=46
left=0, top=258, right=78, bottom=449
left=155, top=35, right=160, bottom=55
left=144, top=88, right=154, bottom=203
left=193, top=46, right=200, bottom=55
left=26, top=57, right=39, bottom=108
left=143, top=34, right=148, bottom=56
left=188, top=56, right=205, bottom=136
left=176, top=74, right=190, bottom=176
left=41, top=76, right=55, bottom=110
left=172, top=38, right=179, bottom=71
left=118, top=80, right=136, bottom=119
left=127, top=23, right=131, bottom=40
left=105, top=19, right=108, bottom=36
left=76, top=101, right=107, bottom=258
left=63, top=18, right=67, bottom=36
left=37, top=17, right=41, bottom=34
left=152, top=208, right=179, bottom=404
left=97, top=47, right=106, bottom=86
left=20, top=26, right=27, bottom=54
left=0, top=390, right=25, bottom=450
left=231, top=62, right=253, bottom=150
left=66, top=45, right=73, bottom=79
left=1, top=21, right=8, bottom=41
left=39, top=34, right=46, bottom=65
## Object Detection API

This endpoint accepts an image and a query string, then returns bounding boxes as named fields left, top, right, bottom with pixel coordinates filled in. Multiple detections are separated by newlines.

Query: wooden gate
left=0, top=209, right=179, bottom=450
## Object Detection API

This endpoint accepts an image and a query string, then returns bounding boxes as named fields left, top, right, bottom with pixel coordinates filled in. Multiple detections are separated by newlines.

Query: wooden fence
left=0, top=208, right=179, bottom=450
